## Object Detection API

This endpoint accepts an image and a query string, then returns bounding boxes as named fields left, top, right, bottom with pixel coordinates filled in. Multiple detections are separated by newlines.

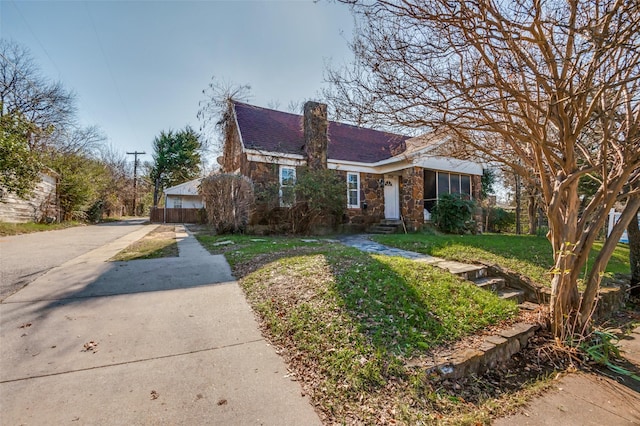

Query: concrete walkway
left=1, top=225, right=321, bottom=425
left=494, top=325, right=640, bottom=425
left=339, top=234, right=485, bottom=276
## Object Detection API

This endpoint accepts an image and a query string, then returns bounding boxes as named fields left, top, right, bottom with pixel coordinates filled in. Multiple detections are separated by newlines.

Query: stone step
left=368, top=222, right=402, bottom=234
left=518, top=301, right=541, bottom=311
left=434, top=261, right=487, bottom=280
left=496, top=287, right=525, bottom=303
left=473, top=276, right=506, bottom=292
left=369, top=225, right=398, bottom=234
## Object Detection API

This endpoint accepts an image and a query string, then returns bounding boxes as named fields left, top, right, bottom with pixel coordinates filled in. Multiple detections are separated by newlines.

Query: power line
left=9, top=0, right=63, bottom=75
left=83, top=1, right=140, bottom=145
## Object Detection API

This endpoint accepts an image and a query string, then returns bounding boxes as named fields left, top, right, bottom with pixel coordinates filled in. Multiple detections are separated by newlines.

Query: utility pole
left=127, top=151, right=145, bottom=216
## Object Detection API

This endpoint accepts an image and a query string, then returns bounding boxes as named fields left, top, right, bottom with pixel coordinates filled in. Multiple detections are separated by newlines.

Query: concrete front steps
left=413, top=258, right=540, bottom=380
left=337, top=235, right=542, bottom=380
left=423, top=259, right=527, bottom=304
left=368, top=219, right=403, bottom=234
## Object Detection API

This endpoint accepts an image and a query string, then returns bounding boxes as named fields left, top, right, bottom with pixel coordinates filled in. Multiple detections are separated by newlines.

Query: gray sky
left=1, top=0, right=354, bottom=164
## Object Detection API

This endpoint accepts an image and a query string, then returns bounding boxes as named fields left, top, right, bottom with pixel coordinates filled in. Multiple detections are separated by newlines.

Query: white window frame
left=347, top=172, right=360, bottom=209
left=173, top=196, right=183, bottom=209
left=279, top=166, right=296, bottom=207
left=436, top=171, right=473, bottom=199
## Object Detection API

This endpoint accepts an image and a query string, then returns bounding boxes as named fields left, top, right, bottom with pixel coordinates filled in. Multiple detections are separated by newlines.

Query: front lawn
left=372, top=233, right=630, bottom=286
left=197, top=234, right=535, bottom=424
left=110, top=225, right=178, bottom=260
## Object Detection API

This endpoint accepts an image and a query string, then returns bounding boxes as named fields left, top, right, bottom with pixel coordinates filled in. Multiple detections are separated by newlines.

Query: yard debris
left=250, top=238, right=267, bottom=242
left=82, top=341, right=98, bottom=352
left=19, top=322, right=32, bottom=328
left=217, top=398, right=227, bottom=406
left=150, top=390, right=159, bottom=400
left=213, top=240, right=234, bottom=246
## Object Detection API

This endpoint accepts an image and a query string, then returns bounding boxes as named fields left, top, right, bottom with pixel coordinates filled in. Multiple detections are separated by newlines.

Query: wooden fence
left=150, top=208, right=203, bottom=224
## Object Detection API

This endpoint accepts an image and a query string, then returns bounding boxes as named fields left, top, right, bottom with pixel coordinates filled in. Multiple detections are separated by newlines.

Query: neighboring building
left=608, top=209, right=640, bottom=244
left=0, top=171, right=59, bottom=223
left=164, top=178, right=205, bottom=209
left=220, top=100, right=483, bottom=231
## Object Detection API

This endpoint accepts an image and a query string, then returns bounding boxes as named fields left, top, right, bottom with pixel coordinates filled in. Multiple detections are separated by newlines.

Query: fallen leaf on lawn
left=19, top=323, right=32, bottom=328
left=150, top=390, right=159, bottom=400
left=82, top=341, right=98, bottom=352
left=217, top=399, right=227, bottom=406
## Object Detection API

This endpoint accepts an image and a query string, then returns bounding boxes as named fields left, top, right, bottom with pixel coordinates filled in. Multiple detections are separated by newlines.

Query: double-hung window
left=279, top=166, right=296, bottom=207
left=347, top=172, right=360, bottom=208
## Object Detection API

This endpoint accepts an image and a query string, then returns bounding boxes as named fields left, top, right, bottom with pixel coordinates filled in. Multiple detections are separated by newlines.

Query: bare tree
left=0, top=39, right=75, bottom=150
left=326, top=0, right=640, bottom=339
left=99, top=144, right=135, bottom=216
left=197, top=76, right=251, bottom=153
left=51, top=125, right=105, bottom=156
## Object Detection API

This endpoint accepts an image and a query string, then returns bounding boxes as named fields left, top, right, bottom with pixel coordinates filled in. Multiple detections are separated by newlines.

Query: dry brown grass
left=111, top=225, right=178, bottom=261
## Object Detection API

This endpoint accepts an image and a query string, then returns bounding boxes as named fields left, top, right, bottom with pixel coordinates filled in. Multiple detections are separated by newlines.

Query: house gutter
left=244, top=146, right=483, bottom=176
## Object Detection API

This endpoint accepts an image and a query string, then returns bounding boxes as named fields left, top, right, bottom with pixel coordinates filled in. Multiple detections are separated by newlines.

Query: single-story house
left=220, top=100, right=483, bottom=231
left=164, top=178, right=205, bottom=209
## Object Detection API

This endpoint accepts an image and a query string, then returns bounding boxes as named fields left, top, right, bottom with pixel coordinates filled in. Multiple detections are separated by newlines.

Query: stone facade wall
left=472, top=174, right=483, bottom=230
left=244, top=165, right=387, bottom=232
left=400, top=167, right=425, bottom=231
left=221, top=111, right=244, bottom=173
left=303, top=102, right=328, bottom=170
left=242, top=160, right=281, bottom=226
left=339, top=171, right=384, bottom=231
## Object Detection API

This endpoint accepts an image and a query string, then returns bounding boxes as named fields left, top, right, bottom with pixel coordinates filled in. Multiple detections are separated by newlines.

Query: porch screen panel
left=438, top=172, right=450, bottom=196
left=461, top=175, right=471, bottom=197
left=451, top=174, right=460, bottom=194
left=424, top=170, right=437, bottom=211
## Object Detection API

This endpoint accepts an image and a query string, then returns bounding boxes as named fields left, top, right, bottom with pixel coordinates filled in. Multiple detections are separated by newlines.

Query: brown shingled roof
left=233, top=101, right=409, bottom=164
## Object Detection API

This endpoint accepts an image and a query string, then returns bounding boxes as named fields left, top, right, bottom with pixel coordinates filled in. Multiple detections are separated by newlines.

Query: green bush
left=431, top=193, right=476, bottom=234
left=290, top=168, right=346, bottom=234
left=86, top=200, right=104, bottom=223
left=487, top=207, right=515, bottom=233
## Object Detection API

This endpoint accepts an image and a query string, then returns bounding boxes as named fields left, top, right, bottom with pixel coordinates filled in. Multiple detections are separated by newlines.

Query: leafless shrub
left=199, top=174, right=254, bottom=234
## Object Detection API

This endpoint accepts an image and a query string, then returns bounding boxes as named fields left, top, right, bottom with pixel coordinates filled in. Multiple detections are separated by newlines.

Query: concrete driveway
left=0, top=224, right=321, bottom=425
left=0, top=219, right=149, bottom=301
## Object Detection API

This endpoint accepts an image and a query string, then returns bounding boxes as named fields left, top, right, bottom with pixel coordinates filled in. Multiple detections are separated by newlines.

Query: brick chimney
left=303, top=101, right=328, bottom=170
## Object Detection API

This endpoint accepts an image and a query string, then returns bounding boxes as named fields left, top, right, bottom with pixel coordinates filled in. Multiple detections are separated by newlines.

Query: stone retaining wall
left=411, top=323, right=539, bottom=380
left=480, top=262, right=627, bottom=321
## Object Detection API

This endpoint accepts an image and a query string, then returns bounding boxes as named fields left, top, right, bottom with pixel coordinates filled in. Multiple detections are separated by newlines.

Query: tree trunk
left=628, top=205, right=640, bottom=297
left=579, top=198, right=640, bottom=323
left=153, top=178, right=160, bottom=208
left=547, top=177, right=584, bottom=340
left=515, top=172, right=521, bottom=235
left=528, top=194, right=537, bottom=235
left=549, top=242, right=581, bottom=339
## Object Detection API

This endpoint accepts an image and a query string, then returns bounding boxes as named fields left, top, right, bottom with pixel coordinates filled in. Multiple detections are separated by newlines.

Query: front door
left=384, top=175, right=400, bottom=220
